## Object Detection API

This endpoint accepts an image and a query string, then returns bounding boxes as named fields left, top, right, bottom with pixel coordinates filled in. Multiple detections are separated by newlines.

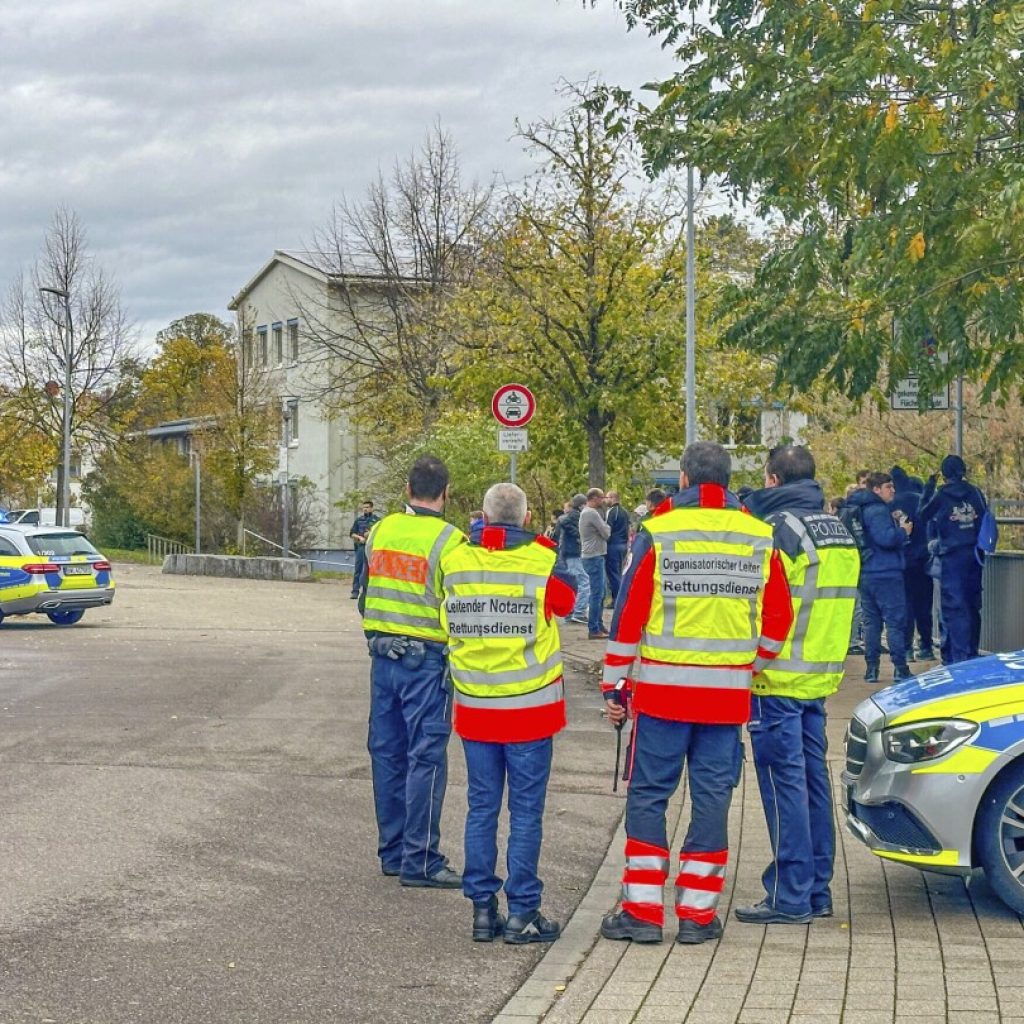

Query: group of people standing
left=354, top=442, right=992, bottom=949
left=834, top=455, right=990, bottom=682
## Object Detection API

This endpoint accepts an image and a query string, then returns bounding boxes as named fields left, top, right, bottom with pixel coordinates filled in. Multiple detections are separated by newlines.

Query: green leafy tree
left=602, top=0, right=1024, bottom=399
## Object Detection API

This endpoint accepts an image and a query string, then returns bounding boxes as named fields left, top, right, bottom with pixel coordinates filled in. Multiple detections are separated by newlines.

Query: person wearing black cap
left=918, top=456, right=989, bottom=663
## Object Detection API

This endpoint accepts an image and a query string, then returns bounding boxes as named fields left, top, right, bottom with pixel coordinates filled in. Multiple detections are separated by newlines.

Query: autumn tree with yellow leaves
left=602, top=0, right=1024, bottom=401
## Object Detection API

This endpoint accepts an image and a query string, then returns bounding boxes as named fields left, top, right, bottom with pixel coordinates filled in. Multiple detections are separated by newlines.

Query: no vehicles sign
left=491, top=383, right=536, bottom=428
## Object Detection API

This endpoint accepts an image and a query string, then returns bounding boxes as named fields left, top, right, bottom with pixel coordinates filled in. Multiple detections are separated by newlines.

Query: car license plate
left=64, top=565, right=92, bottom=576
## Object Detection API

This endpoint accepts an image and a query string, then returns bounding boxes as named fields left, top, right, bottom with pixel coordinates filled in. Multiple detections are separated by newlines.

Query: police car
left=843, top=652, right=1024, bottom=913
left=0, top=524, right=115, bottom=626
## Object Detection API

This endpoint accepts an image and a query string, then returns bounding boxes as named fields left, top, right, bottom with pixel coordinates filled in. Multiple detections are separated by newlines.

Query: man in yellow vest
left=600, top=442, right=793, bottom=945
left=737, top=444, right=860, bottom=923
left=440, top=482, right=577, bottom=943
left=360, top=455, right=465, bottom=887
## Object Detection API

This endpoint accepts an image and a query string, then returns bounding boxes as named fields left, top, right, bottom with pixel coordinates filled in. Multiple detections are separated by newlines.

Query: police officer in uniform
left=737, top=445, right=860, bottom=924
left=360, top=455, right=465, bottom=887
left=440, top=483, right=577, bottom=943
left=600, top=442, right=793, bottom=945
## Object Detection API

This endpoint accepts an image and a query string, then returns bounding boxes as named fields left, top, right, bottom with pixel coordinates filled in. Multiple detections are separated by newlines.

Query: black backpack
left=839, top=503, right=873, bottom=563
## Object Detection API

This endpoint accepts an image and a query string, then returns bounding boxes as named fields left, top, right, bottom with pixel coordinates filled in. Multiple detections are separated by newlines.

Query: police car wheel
left=46, top=609, right=85, bottom=626
left=976, top=760, right=1024, bottom=914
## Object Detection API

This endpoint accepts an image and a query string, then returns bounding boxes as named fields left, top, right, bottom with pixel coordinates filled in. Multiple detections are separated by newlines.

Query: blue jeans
left=462, top=736, right=553, bottom=915
left=748, top=695, right=833, bottom=916
left=352, top=544, right=367, bottom=596
left=564, top=556, right=589, bottom=619
left=626, top=713, right=741, bottom=853
left=367, top=644, right=452, bottom=879
left=582, top=555, right=606, bottom=633
left=860, top=574, right=908, bottom=669
left=606, top=544, right=627, bottom=604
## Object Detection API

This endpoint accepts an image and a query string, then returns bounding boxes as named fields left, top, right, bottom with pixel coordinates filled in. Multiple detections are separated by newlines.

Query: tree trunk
left=586, top=413, right=605, bottom=488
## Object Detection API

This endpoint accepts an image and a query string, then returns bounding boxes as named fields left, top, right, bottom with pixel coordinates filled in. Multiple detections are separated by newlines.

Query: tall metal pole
left=685, top=165, right=697, bottom=446
left=40, top=286, right=73, bottom=528
left=510, top=452, right=517, bottom=485
left=281, top=406, right=291, bottom=558
left=954, top=375, right=964, bottom=456
left=193, top=449, right=201, bottom=554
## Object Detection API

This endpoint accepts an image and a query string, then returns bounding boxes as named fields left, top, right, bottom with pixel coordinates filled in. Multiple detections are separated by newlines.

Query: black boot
left=894, top=664, right=914, bottom=682
left=864, top=662, right=880, bottom=683
left=504, top=909, right=561, bottom=944
left=472, top=897, right=506, bottom=942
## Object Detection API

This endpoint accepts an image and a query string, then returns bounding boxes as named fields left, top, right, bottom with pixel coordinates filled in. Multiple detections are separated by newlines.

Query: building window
left=272, top=322, right=283, bottom=365
left=287, top=319, right=299, bottom=362
left=285, top=399, right=299, bottom=443
left=715, top=406, right=762, bottom=448
left=257, top=326, right=268, bottom=366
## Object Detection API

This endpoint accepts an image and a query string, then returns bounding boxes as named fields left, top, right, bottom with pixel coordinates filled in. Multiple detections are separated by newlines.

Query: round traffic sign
left=491, top=383, right=536, bottom=428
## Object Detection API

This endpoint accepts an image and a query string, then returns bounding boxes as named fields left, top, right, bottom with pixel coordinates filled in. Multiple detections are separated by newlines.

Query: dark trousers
left=462, top=736, right=553, bottom=916
left=582, top=555, right=606, bottom=634
left=352, top=543, right=367, bottom=596
left=860, top=574, right=908, bottom=670
left=605, top=544, right=627, bottom=604
left=940, top=547, right=983, bottom=663
left=367, top=646, right=451, bottom=880
left=903, top=563, right=934, bottom=651
left=626, top=713, right=741, bottom=854
left=748, top=695, right=834, bottom=916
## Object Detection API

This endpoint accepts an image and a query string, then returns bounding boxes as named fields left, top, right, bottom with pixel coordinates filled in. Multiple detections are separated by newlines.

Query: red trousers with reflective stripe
left=675, top=849, right=727, bottom=924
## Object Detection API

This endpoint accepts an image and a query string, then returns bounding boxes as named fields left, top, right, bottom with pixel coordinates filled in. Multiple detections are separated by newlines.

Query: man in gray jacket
left=580, top=487, right=611, bottom=638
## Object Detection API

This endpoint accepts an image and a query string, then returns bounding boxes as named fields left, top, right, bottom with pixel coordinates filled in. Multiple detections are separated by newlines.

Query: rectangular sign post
left=498, top=429, right=528, bottom=484
left=890, top=377, right=950, bottom=411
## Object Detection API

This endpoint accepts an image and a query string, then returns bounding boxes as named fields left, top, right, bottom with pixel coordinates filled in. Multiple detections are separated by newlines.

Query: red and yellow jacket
left=601, top=484, right=793, bottom=725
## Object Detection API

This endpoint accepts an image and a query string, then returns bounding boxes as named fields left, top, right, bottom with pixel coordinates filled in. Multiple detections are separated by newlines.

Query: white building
left=228, top=251, right=381, bottom=553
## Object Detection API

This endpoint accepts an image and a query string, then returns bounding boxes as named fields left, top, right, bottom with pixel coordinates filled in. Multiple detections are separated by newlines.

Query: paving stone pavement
left=495, top=637, right=1024, bottom=1024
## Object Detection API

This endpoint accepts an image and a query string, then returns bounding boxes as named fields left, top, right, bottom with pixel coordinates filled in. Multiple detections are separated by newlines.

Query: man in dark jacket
left=603, top=490, right=631, bottom=604
left=556, top=494, right=589, bottom=622
left=890, top=467, right=934, bottom=660
left=845, top=472, right=914, bottom=682
left=349, top=500, right=381, bottom=599
left=919, top=455, right=988, bottom=663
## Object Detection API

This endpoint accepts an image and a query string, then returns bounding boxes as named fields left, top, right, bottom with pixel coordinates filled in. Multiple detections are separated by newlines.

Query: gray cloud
left=1, top=0, right=676, bottom=343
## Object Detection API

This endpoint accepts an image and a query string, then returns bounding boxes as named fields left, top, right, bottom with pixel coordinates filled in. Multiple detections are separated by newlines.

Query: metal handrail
left=146, top=533, right=193, bottom=565
left=241, top=528, right=301, bottom=560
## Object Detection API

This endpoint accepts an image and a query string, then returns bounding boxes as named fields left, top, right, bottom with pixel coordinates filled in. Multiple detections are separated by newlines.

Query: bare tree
left=297, top=124, right=493, bottom=430
left=0, top=208, right=138, bottom=522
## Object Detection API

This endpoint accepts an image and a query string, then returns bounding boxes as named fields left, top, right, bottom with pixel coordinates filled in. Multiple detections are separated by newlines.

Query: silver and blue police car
left=0, top=524, right=115, bottom=626
left=844, top=651, right=1024, bottom=913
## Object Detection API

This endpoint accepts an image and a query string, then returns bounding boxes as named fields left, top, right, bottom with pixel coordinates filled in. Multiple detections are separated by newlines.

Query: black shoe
left=677, top=916, right=723, bottom=944
left=400, top=866, right=463, bottom=889
left=916, top=646, right=935, bottom=661
left=504, top=909, right=561, bottom=944
left=600, top=908, right=663, bottom=944
left=350, top=592, right=359, bottom=600
left=381, top=865, right=400, bottom=877
left=734, top=901, right=811, bottom=925
left=864, top=662, right=880, bottom=683
left=847, top=642, right=865, bottom=655
left=472, top=897, right=506, bottom=942
left=894, top=666, right=915, bottom=682
left=812, top=902, right=834, bottom=919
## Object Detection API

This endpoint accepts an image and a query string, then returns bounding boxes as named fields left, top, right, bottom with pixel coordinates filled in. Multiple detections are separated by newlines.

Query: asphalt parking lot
left=0, top=564, right=623, bottom=1024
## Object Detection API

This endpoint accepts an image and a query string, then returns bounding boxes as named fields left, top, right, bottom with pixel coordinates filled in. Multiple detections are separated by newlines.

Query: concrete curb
left=161, top=553, right=313, bottom=582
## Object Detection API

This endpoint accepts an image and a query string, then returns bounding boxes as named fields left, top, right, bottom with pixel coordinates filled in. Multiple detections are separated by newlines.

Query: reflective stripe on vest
left=755, top=510, right=859, bottom=699
left=639, top=507, right=774, bottom=668
left=362, top=514, right=462, bottom=641
left=441, top=540, right=563, bottom=699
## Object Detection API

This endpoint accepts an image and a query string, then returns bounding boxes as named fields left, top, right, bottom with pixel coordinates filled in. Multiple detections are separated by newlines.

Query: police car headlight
left=882, top=719, right=979, bottom=764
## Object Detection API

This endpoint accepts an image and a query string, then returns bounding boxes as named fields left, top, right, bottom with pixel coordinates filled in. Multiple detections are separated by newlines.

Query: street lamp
left=39, top=285, right=73, bottom=528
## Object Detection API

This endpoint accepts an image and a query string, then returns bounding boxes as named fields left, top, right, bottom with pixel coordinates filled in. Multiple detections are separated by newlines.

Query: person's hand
left=605, top=698, right=627, bottom=727
left=901, top=519, right=913, bottom=535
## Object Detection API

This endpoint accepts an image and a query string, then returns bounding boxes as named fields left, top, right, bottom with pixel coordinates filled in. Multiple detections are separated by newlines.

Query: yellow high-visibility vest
left=754, top=510, right=860, bottom=699
left=362, top=512, right=465, bottom=642
left=440, top=540, right=564, bottom=733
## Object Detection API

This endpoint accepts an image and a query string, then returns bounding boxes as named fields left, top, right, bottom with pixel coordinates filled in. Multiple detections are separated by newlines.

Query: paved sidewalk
left=497, top=635, right=1024, bottom=1024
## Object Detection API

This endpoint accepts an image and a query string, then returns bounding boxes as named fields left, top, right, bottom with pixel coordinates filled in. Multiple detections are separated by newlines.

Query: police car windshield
left=27, top=533, right=100, bottom=558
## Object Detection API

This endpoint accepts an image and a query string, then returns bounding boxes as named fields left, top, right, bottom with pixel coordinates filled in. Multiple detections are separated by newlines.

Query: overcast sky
left=1, top=0, right=678, bottom=348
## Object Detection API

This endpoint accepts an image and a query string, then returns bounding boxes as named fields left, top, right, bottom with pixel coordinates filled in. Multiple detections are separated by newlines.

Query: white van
left=6, top=507, right=88, bottom=530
